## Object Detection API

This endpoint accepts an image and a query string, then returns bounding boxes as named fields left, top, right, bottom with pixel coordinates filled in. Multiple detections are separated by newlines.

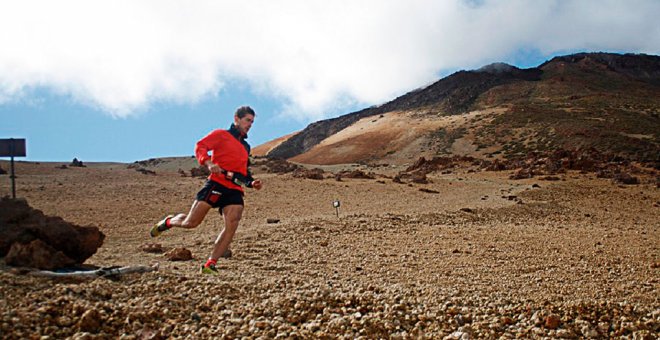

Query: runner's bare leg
left=169, top=200, right=212, bottom=229
left=210, top=204, right=243, bottom=260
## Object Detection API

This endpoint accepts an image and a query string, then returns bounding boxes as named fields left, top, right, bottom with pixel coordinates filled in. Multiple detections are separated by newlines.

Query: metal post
left=10, top=155, right=15, bottom=199
left=10, top=138, right=16, bottom=199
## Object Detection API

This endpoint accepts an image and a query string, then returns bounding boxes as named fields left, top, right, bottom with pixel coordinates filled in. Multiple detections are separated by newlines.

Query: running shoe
left=200, top=264, right=219, bottom=275
left=150, top=215, right=174, bottom=237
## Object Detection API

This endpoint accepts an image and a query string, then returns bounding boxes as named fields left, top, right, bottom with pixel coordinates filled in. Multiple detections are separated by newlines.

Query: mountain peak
left=263, top=52, right=660, bottom=166
left=476, top=62, right=518, bottom=74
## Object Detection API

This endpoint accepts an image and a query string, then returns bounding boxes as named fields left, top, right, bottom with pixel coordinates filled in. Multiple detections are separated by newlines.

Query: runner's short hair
left=235, top=106, right=255, bottom=118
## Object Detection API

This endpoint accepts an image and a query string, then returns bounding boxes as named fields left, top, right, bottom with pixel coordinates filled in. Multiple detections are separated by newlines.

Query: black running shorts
left=196, top=180, right=244, bottom=211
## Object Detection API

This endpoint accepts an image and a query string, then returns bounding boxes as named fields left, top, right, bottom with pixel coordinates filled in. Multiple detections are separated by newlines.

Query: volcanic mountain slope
left=264, top=53, right=660, bottom=166
left=252, top=132, right=299, bottom=157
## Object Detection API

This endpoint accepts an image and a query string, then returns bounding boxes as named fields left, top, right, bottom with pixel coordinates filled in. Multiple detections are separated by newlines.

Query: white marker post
left=333, top=199, right=341, bottom=218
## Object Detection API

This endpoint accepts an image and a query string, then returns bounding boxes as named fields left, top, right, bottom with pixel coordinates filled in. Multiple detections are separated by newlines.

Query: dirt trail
left=0, top=160, right=658, bottom=338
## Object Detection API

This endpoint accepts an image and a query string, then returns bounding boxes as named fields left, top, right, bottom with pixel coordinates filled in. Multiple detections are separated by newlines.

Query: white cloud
left=0, top=0, right=658, bottom=119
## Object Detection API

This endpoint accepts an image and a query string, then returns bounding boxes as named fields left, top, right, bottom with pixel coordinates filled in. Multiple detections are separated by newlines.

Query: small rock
left=136, top=327, right=163, bottom=340
left=510, top=168, right=533, bottom=180
left=292, top=168, right=325, bottom=180
left=135, top=168, right=156, bottom=175
left=141, top=243, right=164, bottom=253
left=444, top=331, right=470, bottom=340
left=556, top=329, right=574, bottom=338
left=71, top=332, right=94, bottom=340
left=541, top=176, right=561, bottom=181
left=545, top=314, right=561, bottom=329
left=165, top=247, right=193, bottom=261
left=78, top=309, right=102, bottom=333
left=613, top=173, right=639, bottom=185
left=581, top=325, right=599, bottom=338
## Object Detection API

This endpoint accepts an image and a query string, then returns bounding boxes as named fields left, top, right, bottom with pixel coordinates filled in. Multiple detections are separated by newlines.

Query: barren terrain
left=0, top=159, right=658, bottom=339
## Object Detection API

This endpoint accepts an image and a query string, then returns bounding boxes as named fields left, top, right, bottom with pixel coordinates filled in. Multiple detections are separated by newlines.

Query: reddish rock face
left=0, top=197, right=104, bottom=269
left=5, top=239, right=76, bottom=270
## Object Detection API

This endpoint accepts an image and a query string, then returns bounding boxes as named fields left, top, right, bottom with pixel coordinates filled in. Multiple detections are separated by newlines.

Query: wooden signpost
left=0, top=138, right=26, bottom=199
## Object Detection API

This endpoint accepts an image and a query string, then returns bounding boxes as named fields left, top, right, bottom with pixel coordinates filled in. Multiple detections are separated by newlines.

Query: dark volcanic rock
left=69, top=158, right=85, bottom=167
left=253, top=158, right=300, bottom=174
left=407, top=156, right=477, bottom=174
left=411, top=172, right=429, bottom=184
left=0, top=197, right=104, bottom=268
left=613, top=172, right=640, bottom=185
left=336, top=170, right=375, bottom=179
left=135, top=168, right=156, bottom=175
left=141, top=243, right=164, bottom=254
left=544, top=52, right=660, bottom=85
left=292, top=168, right=325, bottom=180
left=190, top=165, right=210, bottom=178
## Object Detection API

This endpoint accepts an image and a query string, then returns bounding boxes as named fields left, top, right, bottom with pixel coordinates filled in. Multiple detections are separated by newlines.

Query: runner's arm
left=195, top=130, right=223, bottom=170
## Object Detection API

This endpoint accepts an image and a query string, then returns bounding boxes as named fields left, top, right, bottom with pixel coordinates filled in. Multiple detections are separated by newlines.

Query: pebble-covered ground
left=0, top=161, right=658, bottom=339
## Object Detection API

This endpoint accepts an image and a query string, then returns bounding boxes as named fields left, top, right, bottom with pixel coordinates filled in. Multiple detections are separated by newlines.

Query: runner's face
left=235, top=114, right=254, bottom=135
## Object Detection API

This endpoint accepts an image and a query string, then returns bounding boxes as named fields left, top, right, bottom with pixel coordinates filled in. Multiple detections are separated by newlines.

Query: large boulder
left=253, top=158, right=300, bottom=174
left=69, top=158, right=85, bottom=167
left=0, top=197, right=104, bottom=269
left=190, top=165, right=210, bottom=178
left=5, top=239, right=76, bottom=270
left=292, top=168, right=325, bottom=180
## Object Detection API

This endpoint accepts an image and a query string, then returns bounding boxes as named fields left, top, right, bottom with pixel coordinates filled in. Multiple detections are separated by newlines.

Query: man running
left=150, top=105, right=263, bottom=275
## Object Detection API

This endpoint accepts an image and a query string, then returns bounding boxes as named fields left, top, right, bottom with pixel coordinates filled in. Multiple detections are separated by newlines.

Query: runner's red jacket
left=195, top=124, right=251, bottom=192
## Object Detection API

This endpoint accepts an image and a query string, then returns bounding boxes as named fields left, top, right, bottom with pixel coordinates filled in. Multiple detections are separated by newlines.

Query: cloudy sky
left=1, top=0, right=658, bottom=162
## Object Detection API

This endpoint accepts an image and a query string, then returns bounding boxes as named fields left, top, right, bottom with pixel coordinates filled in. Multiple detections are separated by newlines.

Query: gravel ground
left=0, top=161, right=658, bottom=339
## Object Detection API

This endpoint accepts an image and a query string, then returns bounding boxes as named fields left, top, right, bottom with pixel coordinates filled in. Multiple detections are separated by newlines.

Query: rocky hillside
left=263, top=52, right=660, bottom=166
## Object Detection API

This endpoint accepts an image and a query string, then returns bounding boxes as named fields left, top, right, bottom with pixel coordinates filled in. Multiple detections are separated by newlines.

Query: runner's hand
left=207, top=163, right=222, bottom=174
left=252, top=179, right=263, bottom=190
